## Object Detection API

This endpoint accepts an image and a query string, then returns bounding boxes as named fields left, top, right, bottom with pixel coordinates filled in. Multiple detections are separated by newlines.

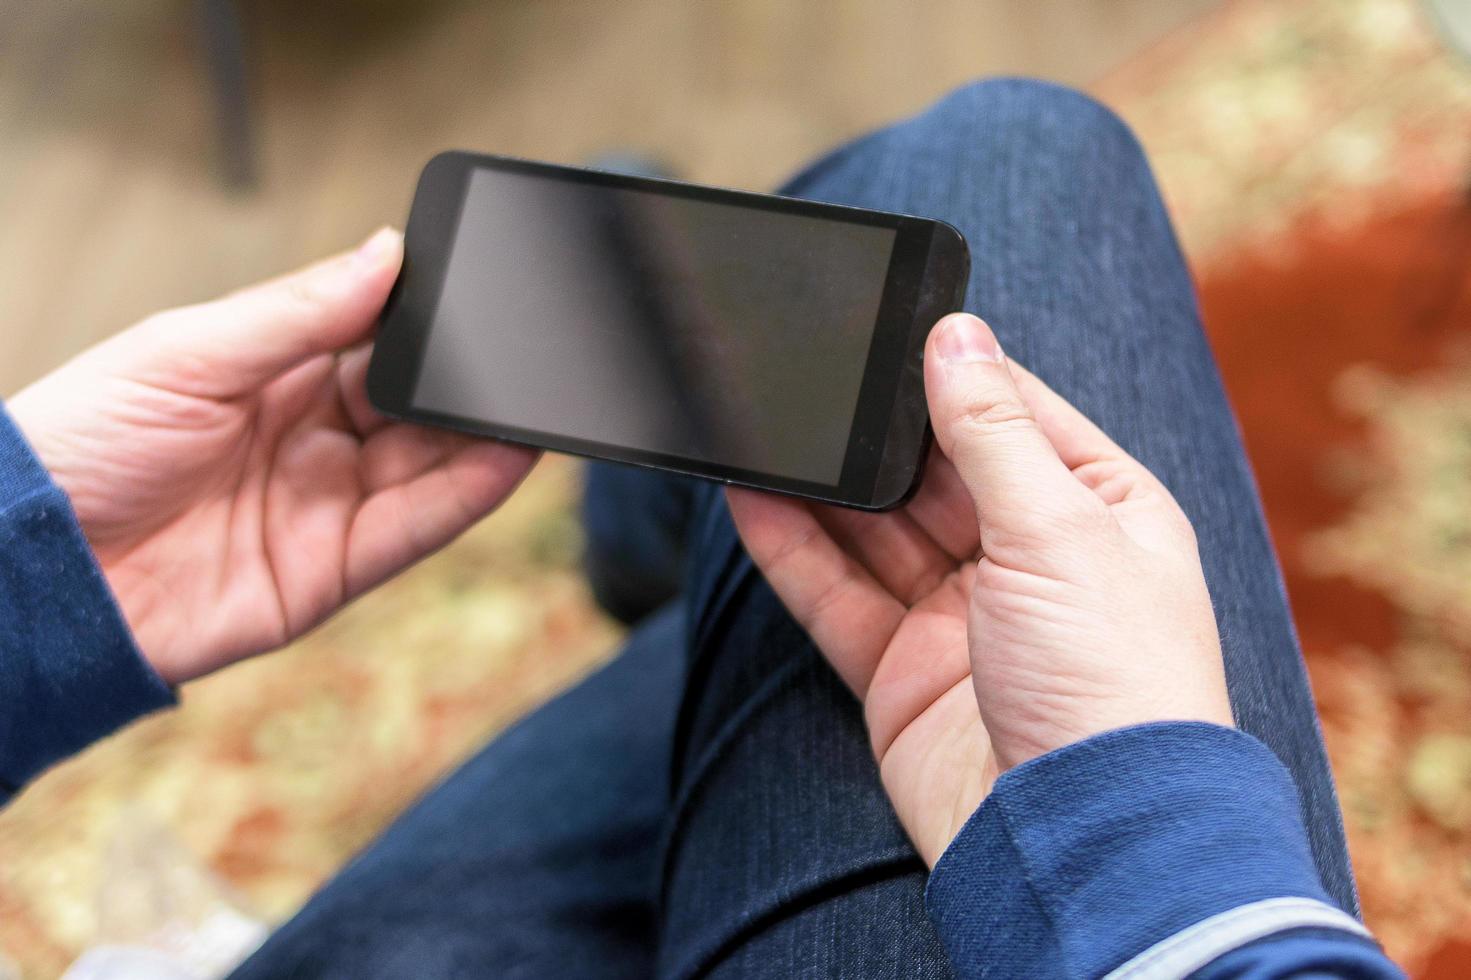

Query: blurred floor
left=1095, top=2, right=1471, bottom=971
left=1, top=0, right=1470, bottom=977
left=0, top=0, right=1215, bottom=396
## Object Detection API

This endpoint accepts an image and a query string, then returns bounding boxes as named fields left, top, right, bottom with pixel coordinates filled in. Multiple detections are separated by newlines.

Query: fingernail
left=934, top=314, right=1004, bottom=364
left=354, top=226, right=401, bottom=269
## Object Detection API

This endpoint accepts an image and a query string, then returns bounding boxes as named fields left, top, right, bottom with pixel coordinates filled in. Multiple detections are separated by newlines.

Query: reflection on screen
left=413, top=167, right=897, bottom=486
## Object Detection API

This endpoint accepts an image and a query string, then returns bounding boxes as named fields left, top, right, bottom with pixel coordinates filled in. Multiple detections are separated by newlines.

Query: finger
left=1008, top=363, right=1171, bottom=506
left=358, top=423, right=481, bottom=493
left=902, top=447, right=981, bottom=562
left=336, top=342, right=392, bottom=439
left=1007, top=362, right=1128, bottom=471
left=814, top=505, right=954, bottom=607
left=140, top=227, right=403, bottom=398
left=924, top=314, right=1104, bottom=555
left=345, top=440, right=538, bottom=597
left=727, top=487, right=905, bottom=697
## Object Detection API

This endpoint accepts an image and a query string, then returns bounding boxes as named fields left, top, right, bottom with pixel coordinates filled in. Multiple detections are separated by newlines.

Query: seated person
left=0, top=79, right=1402, bottom=978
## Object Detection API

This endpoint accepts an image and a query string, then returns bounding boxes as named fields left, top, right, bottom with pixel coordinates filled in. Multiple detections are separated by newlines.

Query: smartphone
left=367, top=151, right=969, bottom=510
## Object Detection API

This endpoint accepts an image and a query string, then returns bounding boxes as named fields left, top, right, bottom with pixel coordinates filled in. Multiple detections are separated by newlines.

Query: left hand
left=9, top=229, right=537, bottom=684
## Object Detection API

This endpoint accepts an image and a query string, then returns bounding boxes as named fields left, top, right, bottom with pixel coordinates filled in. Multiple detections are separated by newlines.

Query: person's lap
left=228, top=605, right=683, bottom=979
left=233, top=78, right=1354, bottom=979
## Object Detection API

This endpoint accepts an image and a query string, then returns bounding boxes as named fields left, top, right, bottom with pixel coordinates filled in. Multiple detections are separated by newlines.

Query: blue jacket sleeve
left=0, top=402, right=175, bottom=805
left=925, top=721, right=1404, bottom=979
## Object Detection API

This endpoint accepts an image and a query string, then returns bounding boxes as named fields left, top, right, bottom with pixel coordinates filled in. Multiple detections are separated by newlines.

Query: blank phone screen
left=412, top=167, right=897, bottom=486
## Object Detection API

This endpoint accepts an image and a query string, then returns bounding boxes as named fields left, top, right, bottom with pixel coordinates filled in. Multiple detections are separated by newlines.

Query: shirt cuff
left=924, top=721, right=1349, bottom=979
left=0, top=403, right=175, bottom=798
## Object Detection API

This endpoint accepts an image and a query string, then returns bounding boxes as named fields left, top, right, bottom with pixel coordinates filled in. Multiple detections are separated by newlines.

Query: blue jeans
left=232, top=79, right=1355, bottom=979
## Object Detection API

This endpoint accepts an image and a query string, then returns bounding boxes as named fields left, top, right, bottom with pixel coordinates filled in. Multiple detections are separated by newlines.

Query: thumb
left=924, top=313, right=1101, bottom=554
left=134, top=227, right=403, bottom=398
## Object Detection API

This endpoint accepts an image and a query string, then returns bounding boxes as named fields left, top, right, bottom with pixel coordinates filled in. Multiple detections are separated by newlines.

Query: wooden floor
left=0, top=0, right=1217, bottom=396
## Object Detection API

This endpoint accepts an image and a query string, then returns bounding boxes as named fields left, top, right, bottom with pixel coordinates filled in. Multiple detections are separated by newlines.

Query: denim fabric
left=231, top=605, right=684, bottom=979
left=235, top=77, right=1355, bottom=977
left=660, top=76, right=1354, bottom=976
left=581, top=461, right=697, bottom=625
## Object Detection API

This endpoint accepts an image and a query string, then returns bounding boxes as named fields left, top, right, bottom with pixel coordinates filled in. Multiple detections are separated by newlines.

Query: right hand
left=728, top=312, right=1233, bottom=865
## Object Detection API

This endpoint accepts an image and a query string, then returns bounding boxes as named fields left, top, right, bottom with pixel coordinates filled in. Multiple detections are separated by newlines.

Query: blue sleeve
left=0, top=402, right=175, bottom=805
left=924, top=721, right=1404, bottom=979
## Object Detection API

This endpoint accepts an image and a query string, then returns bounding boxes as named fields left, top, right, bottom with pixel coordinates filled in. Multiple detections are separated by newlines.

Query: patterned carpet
left=1, top=0, right=1468, bottom=976
left=1098, top=0, right=1471, bottom=972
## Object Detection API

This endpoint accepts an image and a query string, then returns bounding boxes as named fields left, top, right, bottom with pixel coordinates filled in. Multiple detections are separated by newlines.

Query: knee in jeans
left=925, top=77, right=1148, bottom=170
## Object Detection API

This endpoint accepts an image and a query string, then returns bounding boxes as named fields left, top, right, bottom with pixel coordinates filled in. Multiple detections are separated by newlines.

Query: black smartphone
left=367, top=151, right=969, bottom=510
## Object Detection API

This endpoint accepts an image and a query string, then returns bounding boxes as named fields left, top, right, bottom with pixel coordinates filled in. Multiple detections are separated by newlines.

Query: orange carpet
left=1201, top=201, right=1471, bottom=975
left=1099, top=0, right=1471, bottom=972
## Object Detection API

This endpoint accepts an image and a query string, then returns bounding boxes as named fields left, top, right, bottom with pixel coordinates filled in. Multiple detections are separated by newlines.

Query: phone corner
left=363, top=347, right=398, bottom=416
left=423, top=148, right=467, bottom=175
left=932, top=217, right=968, bottom=255
left=866, top=442, right=930, bottom=511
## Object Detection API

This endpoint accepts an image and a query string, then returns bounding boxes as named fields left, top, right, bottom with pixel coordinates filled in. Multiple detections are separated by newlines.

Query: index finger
left=133, top=228, right=403, bottom=399
left=1008, top=361, right=1131, bottom=471
left=726, top=487, right=905, bottom=697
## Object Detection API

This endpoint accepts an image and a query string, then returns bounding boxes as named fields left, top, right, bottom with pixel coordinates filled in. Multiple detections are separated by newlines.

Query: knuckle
left=983, top=492, right=1110, bottom=556
left=1051, top=493, right=1113, bottom=535
left=1134, top=480, right=1198, bottom=546
left=1162, top=503, right=1200, bottom=548
left=761, top=521, right=823, bottom=577
left=950, top=397, right=1036, bottom=436
left=284, top=273, right=328, bottom=314
left=136, top=307, right=188, bottom=336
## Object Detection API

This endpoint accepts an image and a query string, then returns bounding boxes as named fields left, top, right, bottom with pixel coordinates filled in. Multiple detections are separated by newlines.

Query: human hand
left=9, top=229, right=536, bottom=685
left=728, top=312, right=1232, bottom=865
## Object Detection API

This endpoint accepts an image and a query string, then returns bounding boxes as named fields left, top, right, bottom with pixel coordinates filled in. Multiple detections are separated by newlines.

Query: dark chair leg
left=196, top=0, right=255, bottom=189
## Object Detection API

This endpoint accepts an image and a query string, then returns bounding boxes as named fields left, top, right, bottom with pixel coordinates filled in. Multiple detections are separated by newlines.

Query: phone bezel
left=367, top=151, right=969, bottom=510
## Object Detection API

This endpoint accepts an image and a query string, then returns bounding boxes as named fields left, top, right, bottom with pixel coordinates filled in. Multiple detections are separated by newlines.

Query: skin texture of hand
left=728, top=312, right=1233, bottom=866
left=9, top=229, right=537, bottom=685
